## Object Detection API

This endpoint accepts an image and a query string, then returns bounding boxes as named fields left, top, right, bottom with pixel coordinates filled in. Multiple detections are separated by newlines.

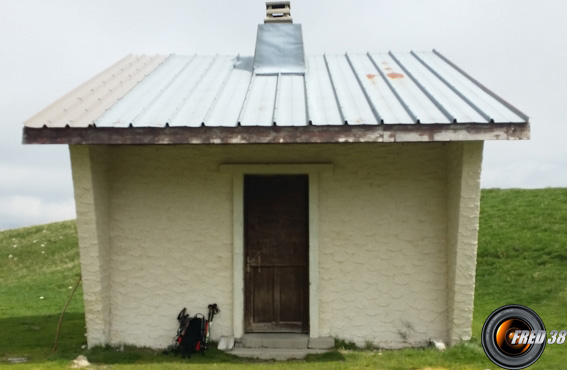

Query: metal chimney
left=254, top=2, right=305, bottom=75
left=264, top=1, right=293, bottom=23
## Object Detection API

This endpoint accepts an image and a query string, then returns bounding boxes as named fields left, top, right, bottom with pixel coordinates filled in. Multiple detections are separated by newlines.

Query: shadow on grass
left=0, top=312, right=86, bottom=364
left=305, top=350, right=345, bottom=362
left=86, top=345, right=344, bottom=365
left=86, top=345, right=254, bottom=365
left=0, top=313, right=343, bottom=366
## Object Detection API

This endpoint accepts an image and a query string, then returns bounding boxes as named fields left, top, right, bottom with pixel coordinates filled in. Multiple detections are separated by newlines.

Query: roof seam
left=167, top=56, right=218, bottom=126
left=389, top=51, right=455, bottom=123
left=131, top=55, right=194, bottom=126
left=26, top=53, right=529, bottom=129
left=201, top=56, right=238, bottom=125
left=367, top=53, right=419, bottom=123
left=411, top=51, right=492, bottom=123
left=60, top=55, right=141, bottom=127
left=302, top=73, right=311, bottom=125
left=345, top=52, right=383, bottom=124
left=236, top=72, right=256, bottom=125
left=94, top=54, right=173, bottom=127
left=432, top=49, right=529, bottom=122
left=272, top=73, right=281, bottom=125
left=24, top=55, right=135, bottom=128
left=323, top=54, right=347, bottom=124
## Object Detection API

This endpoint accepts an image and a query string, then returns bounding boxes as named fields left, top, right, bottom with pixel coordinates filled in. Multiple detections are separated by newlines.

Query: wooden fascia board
left=22, top=123, right=530, bottom=145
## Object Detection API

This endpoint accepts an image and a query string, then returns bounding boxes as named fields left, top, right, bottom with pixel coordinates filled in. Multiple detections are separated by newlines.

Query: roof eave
left=22, top=123, right=530, bottom=145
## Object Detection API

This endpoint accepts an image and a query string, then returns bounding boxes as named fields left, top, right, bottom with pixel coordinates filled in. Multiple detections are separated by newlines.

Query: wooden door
left=244, top=175, right=309, bottom=333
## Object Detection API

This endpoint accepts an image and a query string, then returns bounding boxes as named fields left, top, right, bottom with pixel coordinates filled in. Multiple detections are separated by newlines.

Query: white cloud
left=0, top=195, right=75, bottom=231
left=0, top=164, right=71, bottom=192
left=1, top=0, right=566, bottom=230
left=482, top=161, right=567, bottom=189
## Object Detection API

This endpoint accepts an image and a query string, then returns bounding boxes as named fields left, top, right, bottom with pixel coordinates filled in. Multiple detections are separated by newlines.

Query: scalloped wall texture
left=70, top=141, right=481, bottom=349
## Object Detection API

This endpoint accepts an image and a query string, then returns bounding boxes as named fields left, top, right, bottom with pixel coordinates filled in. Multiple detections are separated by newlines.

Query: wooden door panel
left=244, top=175, right=309, bottom=333
left=277, top=267, right=306, bottom=323
left=251, top=267, right=274, bottom=324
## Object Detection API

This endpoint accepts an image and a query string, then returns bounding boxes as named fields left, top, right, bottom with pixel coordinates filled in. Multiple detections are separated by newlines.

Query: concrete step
left=241, top=333, right=309, bottom=349
left=230, top=348, right=328, bottom=361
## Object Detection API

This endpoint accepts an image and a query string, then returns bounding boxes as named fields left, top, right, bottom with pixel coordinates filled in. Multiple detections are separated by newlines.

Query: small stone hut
left=23, top=2, right=529, bottom=350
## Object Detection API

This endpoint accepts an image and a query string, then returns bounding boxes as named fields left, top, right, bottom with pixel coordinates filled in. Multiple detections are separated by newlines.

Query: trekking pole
left=206, top=304, right=220, bottom=348
left=52, top=274, right=82, bottom=353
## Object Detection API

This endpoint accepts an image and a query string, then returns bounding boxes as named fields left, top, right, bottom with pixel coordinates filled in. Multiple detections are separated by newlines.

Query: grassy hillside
left=474, top=188, right=567, bottom=368
left=0, top=221, right=84, bottom=362
left=1, top=188, right=566, bottom=369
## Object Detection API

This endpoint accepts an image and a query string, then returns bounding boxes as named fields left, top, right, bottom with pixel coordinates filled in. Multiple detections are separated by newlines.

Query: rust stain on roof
left=23, top=52, right=529, bottom=130
left=386, top=72, right=404, bottom=79
left=366, top=74, right=379, bottom=85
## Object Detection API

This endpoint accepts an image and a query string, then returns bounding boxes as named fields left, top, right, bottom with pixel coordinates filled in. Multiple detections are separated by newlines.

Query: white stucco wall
left=70, top=145, right=111, bottom=346
left=446, top=141, right=483, bottom=345
left=317, top=143, right=449, bottom=348
left=108, top=146, right=234, bottom=347
left=70, top=142, right=482, bottom=349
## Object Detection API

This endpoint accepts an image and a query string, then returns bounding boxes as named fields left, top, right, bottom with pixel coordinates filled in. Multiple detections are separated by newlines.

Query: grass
left=0, top=221, right=84, bottom=364
left=473, top=188, right=567, bottom=369
left=1, top=188, right=566, bottom=369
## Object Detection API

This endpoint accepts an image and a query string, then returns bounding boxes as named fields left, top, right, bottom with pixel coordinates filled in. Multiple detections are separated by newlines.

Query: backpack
left=177, top=315, right=205, bottom=358
left=164, top=305, right=219, bottom=359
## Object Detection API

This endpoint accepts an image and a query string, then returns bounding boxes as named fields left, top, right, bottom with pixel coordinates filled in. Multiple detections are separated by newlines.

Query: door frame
left=244, top=175, right=309, bottom=333
left=220, top=164, right=333, bottom=339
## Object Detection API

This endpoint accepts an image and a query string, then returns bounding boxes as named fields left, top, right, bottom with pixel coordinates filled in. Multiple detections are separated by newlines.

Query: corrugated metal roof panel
left=369, top=52, right=451, bottom=124
left=324, top=54, right=378, bottom=125
left=24, top=51, right=529, bottom=130
left=414, top=50, right=526, bottom=123
left=304, top=55, right=343, bottom=126
left=204, top=56, right=253, bottom=127
left=94, top=55, right=185, bottom=128
left=25, top=55, right=168, bottom=128
left=392, top=52, right=486, bottom=123
left=170, top=55, right=235, bottom=127
left=345, top=53, right=413, bottom=124
left=131, top=55, right=203, bottom=127
left=274, top=74, right=307, bottom=126
left=239, top=74, right=278, bottom=126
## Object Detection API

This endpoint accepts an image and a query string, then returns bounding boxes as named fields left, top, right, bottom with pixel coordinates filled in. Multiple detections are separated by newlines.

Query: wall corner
left=69, top=145, right=111, bottom=347
left=445, top=141, right=484, bottom=345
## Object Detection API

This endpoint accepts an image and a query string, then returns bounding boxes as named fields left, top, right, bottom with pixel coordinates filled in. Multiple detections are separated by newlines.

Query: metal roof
left=24, top=50, right=528, bottom=131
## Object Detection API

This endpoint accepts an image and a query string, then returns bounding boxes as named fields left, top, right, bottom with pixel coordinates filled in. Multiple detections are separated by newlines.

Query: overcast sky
left=1, top=0, right=566, bottom=230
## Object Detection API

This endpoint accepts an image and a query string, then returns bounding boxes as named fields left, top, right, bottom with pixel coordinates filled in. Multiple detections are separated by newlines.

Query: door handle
left=246, top=252, right=261, bottom=273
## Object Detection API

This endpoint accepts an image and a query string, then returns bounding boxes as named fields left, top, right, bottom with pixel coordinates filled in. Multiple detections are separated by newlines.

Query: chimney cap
left=265, top=1, right=292, bottom=23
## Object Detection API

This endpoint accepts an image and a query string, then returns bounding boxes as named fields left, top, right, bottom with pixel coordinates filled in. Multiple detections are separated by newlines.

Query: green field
left=1, top=188, right=566, bottom=369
